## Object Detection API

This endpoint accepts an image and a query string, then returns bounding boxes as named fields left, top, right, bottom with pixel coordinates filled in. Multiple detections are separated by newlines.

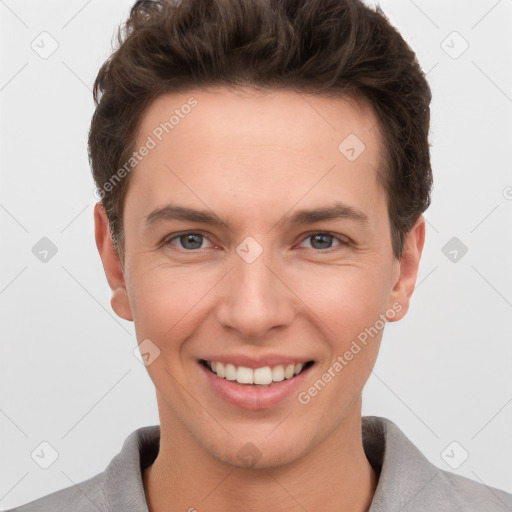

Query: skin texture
left=95, top=87, right=425, bottom=512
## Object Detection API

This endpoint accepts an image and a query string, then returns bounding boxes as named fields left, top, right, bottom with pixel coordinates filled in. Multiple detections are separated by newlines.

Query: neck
left=143, top=400, right=377, bottom=512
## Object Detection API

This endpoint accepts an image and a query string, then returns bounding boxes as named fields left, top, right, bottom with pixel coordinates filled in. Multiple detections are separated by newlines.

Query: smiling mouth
left=199, top=359, right=315, bottom=387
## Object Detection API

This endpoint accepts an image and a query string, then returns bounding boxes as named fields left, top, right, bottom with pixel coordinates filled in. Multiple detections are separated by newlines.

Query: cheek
left=291, top=264, right=389, bottom=340
left=292, top=265, right=388, bottom=395
left=127, top=263, right=218, bottom=341
left=293, top=269, right=386, bottom=412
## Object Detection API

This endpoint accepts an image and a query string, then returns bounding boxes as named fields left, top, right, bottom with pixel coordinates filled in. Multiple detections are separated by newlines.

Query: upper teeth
left=207, top=361, right=305, bottom=385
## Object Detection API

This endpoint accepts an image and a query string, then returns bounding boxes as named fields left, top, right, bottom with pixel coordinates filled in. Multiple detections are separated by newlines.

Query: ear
left=386, top=215, right=425, bottom=322
left=94, top=202, right=133, bottom=322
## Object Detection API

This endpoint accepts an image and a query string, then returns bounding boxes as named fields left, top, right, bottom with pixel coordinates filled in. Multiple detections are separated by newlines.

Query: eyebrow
left=144, top=201, right=368, bottom=229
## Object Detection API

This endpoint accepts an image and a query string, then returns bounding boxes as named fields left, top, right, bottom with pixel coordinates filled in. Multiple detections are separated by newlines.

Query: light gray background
left=1, top=0, right=511, bottom=509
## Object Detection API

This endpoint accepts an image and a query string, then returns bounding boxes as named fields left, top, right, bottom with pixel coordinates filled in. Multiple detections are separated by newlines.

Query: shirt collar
left=361, top=416, right=439, bottom=511
left=100, top=416, right=439, bottom=511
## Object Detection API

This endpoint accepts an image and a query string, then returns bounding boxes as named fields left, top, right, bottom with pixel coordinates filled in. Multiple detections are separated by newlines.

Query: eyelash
left=162, top=231, right=350, bottom=253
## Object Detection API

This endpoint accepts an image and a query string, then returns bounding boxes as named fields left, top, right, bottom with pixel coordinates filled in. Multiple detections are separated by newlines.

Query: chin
left=204, top=430, right=311, bottom=470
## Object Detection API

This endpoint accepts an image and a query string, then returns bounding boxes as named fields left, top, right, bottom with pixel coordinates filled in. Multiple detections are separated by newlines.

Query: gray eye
left=167, top=233, right=205, bottom=250
left=179, top=233, right=204, bottom=250
left=308, top=234, right=334, bottom=250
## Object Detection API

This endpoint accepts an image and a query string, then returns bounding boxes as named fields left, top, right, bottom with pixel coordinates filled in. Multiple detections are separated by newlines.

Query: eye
left=165, top=232, right=214, bottom=251
left=297, top=232, right=348, bottom=251
left=163, top=231, right=349, bottom=253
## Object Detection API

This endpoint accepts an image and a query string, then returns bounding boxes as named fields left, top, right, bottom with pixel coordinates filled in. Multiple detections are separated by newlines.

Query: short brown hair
left=89, top=0, right=432, bottom=260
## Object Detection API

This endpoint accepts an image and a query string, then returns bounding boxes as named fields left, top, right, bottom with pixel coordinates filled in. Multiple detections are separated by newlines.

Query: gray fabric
left=7, top=416, right=512, bottom=511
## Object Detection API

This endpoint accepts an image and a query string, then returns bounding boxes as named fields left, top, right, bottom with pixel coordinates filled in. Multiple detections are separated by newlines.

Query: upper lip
left=200, top=354, right=314, bottom=369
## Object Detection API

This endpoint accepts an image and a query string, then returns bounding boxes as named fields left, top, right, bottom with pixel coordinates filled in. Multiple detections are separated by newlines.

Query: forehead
left=127, top=87, right=386, bottom=227
left=136, top=86, right=381, bottom=156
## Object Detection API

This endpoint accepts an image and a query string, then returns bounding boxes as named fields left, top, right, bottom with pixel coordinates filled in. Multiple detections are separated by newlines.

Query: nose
left=215, top=243, right=296, bottom=341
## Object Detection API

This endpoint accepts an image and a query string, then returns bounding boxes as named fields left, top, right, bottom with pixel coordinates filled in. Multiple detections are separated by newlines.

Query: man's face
left=97, top=87, right=422, bottom=468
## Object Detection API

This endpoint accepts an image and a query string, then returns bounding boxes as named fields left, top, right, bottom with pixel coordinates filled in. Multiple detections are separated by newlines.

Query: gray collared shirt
left=6, top=416, right=512, bottom=511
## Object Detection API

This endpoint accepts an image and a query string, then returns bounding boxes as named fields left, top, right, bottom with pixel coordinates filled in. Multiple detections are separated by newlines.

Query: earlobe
left=386, top=216, right=426, bottom=322
left=94, top=203, right=134, bottom=322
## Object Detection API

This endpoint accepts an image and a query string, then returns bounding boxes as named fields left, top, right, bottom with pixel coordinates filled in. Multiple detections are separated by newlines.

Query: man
left=8, top=0, right=512, bottom=510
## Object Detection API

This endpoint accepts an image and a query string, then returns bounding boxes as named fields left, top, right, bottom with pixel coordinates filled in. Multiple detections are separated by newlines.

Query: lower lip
left=199, top=361, right=314, bottom=411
